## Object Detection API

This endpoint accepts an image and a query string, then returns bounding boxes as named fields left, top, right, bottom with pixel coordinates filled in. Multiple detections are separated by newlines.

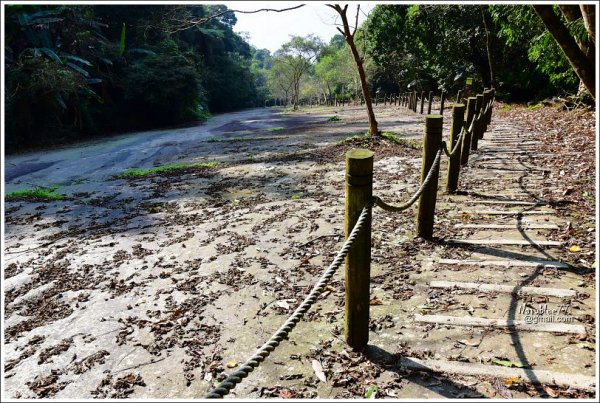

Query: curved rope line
left=374, top=148, right=443, bottom=213
left=205, top=200, right=374, bottom=398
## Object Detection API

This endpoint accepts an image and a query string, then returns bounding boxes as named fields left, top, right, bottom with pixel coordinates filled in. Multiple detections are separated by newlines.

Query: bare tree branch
left=352, top=5, right=360, bottom=37
left=169, top=4, right=305, bottom=34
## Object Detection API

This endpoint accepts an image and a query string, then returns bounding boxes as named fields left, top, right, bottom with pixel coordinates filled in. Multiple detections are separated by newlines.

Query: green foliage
left=117, top=161, right=219, bottom=178
left=328, top=115, right=341, bottom=122
left=124, top=52, right=204, bottom=125
left=6, top=186, right=65, bottom=202
left=5, top=4, right=266, bottom=152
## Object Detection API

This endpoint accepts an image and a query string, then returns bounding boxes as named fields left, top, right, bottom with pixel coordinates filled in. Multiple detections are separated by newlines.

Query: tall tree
left=327, top=4, right=378, bottom=135
left=480, top=5, right=497, bottom=88
left=532, top=5, right=595, bottom=99
left=277, top=35, right=323, bottom=109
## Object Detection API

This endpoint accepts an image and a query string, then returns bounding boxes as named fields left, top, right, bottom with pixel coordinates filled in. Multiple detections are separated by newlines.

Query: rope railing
left=207, top=88, right=496, bottom=399
left=205, top=200, right=374, bottom=398
left=374, top=148, right=443, bottom=212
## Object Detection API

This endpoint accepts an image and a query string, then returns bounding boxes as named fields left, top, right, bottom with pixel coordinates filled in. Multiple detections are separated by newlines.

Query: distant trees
left=274, top=35, right=323, bottom=109
left=5, top=4, right=267, bottom=151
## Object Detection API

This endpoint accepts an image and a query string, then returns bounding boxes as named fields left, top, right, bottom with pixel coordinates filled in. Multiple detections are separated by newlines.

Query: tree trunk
left=580, top=5, right=596, bottom=46
left=328, top=4, right=378, bottom=135
left=480, top=5, right=496, bottom=89
left=533, top=5, right=595, bottom=99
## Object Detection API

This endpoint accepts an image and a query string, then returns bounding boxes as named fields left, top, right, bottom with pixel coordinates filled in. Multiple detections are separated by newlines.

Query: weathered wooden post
left=416, top=115, right=443, bottom=239
left=460, top=97, right=476, bottom=166
left=487, top=88, right=495, bottom=125
left=482, top=90, right=492, bottom=135
left=439, top=90, right=446, bottom=115
left=420, top=91, right=425, bottom=114
left=456, top=90, right=462, bottom=105
left=414, top=91, right=418, bottom=112
left=345, top=149, right=373, bottom=351
left=427, top=91, right=433, bottom=114
left=471, top=94, right=484, bottom=150
left=446, top=104, right=465, bottom=193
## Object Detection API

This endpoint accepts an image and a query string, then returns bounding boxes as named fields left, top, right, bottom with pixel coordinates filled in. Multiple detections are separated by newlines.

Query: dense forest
left=4, top=4, right=594, bottom=152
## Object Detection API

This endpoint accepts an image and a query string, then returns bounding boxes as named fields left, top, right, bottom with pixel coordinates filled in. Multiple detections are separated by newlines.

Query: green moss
left=269, top=126, right=285, bottom=131
left=291, top=194, right=302, bottom=200
left=328, top=115, right=341, bottom=122
left=527, top=103, right=541, bottom=110
left=381, top=131, right=422, bottom=149
left=6, top=186, right=65, bottom=202
left=340, top=134, right=369, bottom=143
left=117, top=161, right=219, bottom=178
left=499, top=104, right=511, bottom=112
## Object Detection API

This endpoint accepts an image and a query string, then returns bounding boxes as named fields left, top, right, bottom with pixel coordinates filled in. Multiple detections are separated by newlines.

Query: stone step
left=428, top=280, right=576, bottom=298
left=414, top=314, right=586, bottom=334
left=460, top=210, right=552, bottom=216
left=446, top=239, right=562, bottom=247
left=398, top=357, right=595, bottom=392
left=462, top=200, right=543, bottom=206
left=454, top=223, right=559, bottom=230
left=436, top=258, right=569, bottom=268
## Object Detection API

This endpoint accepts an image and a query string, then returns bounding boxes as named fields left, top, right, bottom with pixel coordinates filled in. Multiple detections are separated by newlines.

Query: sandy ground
left=3, top=103, right=596, bottom=399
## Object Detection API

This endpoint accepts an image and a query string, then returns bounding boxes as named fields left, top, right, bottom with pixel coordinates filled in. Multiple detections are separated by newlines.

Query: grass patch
left=117, top=161, right=219, bottom=178
left=499, top=104, right=511, bottom=112
left=291, top=194, right=302, bottom=200
left=340, top=134, right=369, bottom=143
left=527, top=103, right=541, bottom=110
left=269, top=126, right=285, bottom=131
left=381, top=131, right=422, bottom=149
left=328, top=115, right=341, bottom=122
left=6, top=186, right=65, bottom=202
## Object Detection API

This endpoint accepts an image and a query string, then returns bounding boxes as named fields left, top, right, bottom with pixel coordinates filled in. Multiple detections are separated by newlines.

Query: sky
left=222, top=2, right=377, bottom=53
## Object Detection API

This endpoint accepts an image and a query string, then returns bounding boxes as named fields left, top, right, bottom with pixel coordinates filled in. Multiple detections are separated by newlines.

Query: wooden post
left=471, top=94, right=484, bottom=150
left=439, top=90, right=446, bottom=115
left=487, top=88, right=495, bottom=125
left=420, top=91, right=425, bottom=114
left=482, top=90, right=492, bottom=135
left=456, top=90, right=462, bottom=105
left=460, top=97, right=476, bottom=166
left=416, top=115, right=443, bottom=239
left=446, top=104, right=465, bottom=193
left=345, top=149, right=373, bottom=351
left=427, top=91, right=433, bottom=114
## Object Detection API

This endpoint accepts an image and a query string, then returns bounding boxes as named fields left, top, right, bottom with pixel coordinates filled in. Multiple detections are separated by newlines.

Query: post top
left=346, top=148, right=374, bottom=160
left=425, top=114, right=443, bottom=120
left=468, top=96, right=477, bottom=100
left=453, top=103, right=466, bottom=108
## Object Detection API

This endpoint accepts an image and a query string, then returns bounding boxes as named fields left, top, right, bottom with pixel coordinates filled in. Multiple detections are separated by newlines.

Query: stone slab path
left=398, top=115, right=596, bottom=397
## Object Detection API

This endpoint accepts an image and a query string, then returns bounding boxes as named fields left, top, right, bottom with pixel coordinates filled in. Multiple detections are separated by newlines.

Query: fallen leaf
left=280, top=389, right=293, bottom=399
left=459, top=339, right=481, bottom=347
left=369, top=296, right=383, bottom=306
left=226, top=360, right=238, bottom=368
left=544, top=385, right=559, bottom=398
left=504, top=376, right=520, bottom=387
left=364, top=385, right=377, bottom=398
left=492, top=358, right=524, bottom=368
left=311, top=359, right=326, bottom=382
left=569, top=245, right=581, bottom=252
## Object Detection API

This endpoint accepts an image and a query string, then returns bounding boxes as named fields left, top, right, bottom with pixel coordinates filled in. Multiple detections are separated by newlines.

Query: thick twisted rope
left=374, top=148, right=443, bottom=213
left=205, top=199, right=374, bottom=398
left=442, top=129, right=464, bottom=158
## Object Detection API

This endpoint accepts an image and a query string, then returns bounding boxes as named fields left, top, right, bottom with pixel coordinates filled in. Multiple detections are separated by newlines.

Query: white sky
left=222, top=1, right=377, bottom=53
